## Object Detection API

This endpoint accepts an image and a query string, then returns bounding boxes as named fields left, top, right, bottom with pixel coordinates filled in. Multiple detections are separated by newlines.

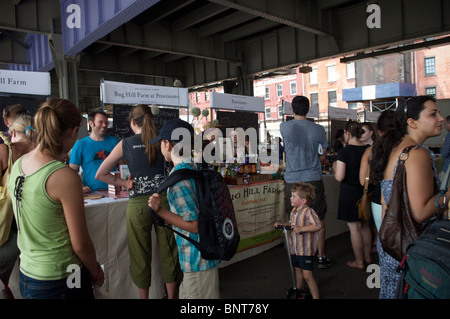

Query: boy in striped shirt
left=275, top=182, right=322, bottom=299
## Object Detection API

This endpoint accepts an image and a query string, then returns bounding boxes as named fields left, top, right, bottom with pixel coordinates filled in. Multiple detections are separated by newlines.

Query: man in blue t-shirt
left=69, top=111, right=119, bottom=193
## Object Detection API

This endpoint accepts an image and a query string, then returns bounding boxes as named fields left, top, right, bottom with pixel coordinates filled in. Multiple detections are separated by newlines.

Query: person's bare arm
left=47, top=167, right=104, bottom=286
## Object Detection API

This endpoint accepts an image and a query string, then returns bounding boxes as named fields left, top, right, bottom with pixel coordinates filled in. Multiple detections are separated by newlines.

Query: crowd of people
left=0, top=94, right=448, bottom=300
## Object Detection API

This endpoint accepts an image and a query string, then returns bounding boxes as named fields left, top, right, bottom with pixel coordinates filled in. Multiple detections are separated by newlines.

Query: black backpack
left=148, top=168, right=240, bottom=261
left=396, top=166, right=450, bottom=299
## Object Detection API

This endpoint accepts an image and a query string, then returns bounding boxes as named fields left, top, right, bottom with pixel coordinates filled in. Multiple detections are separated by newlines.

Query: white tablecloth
left=9, top=194, right=166, bottom=299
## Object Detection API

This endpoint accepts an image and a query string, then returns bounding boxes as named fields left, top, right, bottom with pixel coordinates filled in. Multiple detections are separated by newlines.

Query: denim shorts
left=19, top=266, right=94, bottom=299
left=290, top=255, right=314, bottom=271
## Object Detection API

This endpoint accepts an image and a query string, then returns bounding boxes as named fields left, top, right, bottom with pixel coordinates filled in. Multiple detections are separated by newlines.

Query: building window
left=265, top=107, right=271, bottom=119
left=310, top=93, right=319, bottom=109
left=328, top=91, right=337, bottom=107
left=310, top=67, right=318, bottom=85
left=278, top=105, right=283, bottom=118
left=265, top=87, right=270, bottom=99
left=327, top=64, right=336, bottom=82
left=425, top=57, right=436, bottom=76
left=425, top=86, right=436, bottom=98
left=276, top=84, right=283, bottom=97
left=290, top=81, right=297, bottom=95
left=205, top=91, right=210, bottom=101
left=346, top=63, right=355, bottom=79
left=196, top=92, right=201, bottom=102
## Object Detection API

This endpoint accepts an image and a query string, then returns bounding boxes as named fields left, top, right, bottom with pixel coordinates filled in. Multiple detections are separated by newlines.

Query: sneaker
left=317, top=256, right=332, bottom=269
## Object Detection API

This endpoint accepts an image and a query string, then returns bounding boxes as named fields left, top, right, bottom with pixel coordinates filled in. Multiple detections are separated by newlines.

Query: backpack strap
left=155, top=169, right=201, bottom=194
left=148, top=168, right=202, bottom=248
left=434, top=162, right=450, bottom=211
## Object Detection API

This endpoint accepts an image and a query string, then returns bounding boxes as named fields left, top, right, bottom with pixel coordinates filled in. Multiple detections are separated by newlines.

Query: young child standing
left=148, top=118, right=220, bottom=299
left=275, top=182, right=322, bottom=299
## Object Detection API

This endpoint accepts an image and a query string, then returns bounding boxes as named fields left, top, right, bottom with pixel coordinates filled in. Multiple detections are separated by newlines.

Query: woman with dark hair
left=96, top=104, right=181, bottom=299
left=370, top=96, right=449, bottom=299
left=333, top=129, right=344, bottom=154
left=360, top=111, right=397, bottom=232
left=361, top=122, right=376, bottom=145
left=334, top=120, right=371, bottom=270
left=8, top=99, right=104, bottom=299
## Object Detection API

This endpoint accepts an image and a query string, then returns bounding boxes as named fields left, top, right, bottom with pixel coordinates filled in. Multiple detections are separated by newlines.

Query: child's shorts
left=290, top=255, right=314, bottom=271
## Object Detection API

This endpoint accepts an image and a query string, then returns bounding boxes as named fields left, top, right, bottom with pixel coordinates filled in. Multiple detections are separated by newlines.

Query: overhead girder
left=0, top=0, right=60, bottom=65
left=0, top=0, right=449, bottom=111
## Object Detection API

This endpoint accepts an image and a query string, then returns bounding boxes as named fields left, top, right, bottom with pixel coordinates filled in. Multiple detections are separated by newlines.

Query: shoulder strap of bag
left=148, top=168, right=202, bottom=248
left=434, top=163, right=450, bottom=211
left=363, top=165, right=370, bottom=192
left=398, top=145, right=415, bottom=163
left=155, top=168, right=201, bottom=194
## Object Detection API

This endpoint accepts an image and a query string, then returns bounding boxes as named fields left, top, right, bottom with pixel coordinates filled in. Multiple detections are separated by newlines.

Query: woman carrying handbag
left=370, top=96, right=450, bottom=299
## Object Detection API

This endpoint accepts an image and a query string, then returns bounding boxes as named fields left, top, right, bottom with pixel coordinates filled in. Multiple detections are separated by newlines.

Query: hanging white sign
left=283, top=101, right=319, bottom=118
left=101, top=80, right=188, bottom=106
left=0, top=69, right=50, bottom=96
left=210, top=92, right=264, bottom=113
left=365, top=111, right=381, bottom=122
left=328, top=106, right=358, bottom=120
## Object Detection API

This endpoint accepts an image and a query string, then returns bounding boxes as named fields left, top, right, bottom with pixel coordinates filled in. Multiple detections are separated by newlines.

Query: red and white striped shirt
left=289, top=206, right=321, bottom=256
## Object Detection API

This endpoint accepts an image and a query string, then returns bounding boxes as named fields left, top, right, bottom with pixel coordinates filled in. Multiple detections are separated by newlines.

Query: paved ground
left=219, top=231, right=380, bottom=299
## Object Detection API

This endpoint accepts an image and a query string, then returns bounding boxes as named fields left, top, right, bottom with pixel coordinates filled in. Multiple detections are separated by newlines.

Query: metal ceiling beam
left=172, top=2, right=229, bottom=32
left=95, top=39, right=237, bottom=64
left=78, top=67, right=178, bottom=80
left=207, top=0, right=333, bottom=37
left=340, top=36, right=450, bottom=63
left=198, top=10, right=255, bottom=38
left=221, top=19, right=279, bottom=43
left=0, top=0, right=61, bottom=36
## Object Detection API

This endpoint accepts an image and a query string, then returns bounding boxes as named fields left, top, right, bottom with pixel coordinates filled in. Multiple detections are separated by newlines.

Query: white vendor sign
left=365, top=111, right=381, bottom=122
left=0, top=69, right=50, bottom=96
left=210, top=92, right=264, bottom=113
left=328, top=106, right=357, bottom=120
left=101, top=80, right=188, bottom=106
left=282, top=101, right=319, bottom=118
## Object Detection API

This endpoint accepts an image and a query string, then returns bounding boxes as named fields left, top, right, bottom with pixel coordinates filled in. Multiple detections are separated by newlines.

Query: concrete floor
left=219, top=231, right=380, bottom=299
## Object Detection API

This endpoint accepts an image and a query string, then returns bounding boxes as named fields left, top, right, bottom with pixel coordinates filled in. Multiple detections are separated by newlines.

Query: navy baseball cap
left=150, top=118, right=194, bottom=144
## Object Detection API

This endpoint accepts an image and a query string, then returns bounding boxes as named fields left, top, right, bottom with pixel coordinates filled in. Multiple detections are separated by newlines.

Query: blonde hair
left=8, top=114, right=37, bottom=144
left=291, top=182, right=316, bottom=204
left=34, top=98, right=81, bottom=156
left=3, top=104, right=26, bottom=125
left=128, top=104, right=159, bottom=165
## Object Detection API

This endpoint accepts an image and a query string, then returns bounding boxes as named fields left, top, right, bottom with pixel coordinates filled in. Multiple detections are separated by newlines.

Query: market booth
left=8, top=88, right=346, bottom=299
left=208, top=92, right=286, bottom=266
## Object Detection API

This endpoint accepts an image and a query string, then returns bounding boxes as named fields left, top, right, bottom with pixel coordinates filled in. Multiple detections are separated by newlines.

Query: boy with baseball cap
left=148, top=118, right=220, bottom=299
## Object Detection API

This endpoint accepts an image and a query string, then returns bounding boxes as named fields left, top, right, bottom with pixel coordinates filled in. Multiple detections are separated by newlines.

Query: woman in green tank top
left=8, top=98, right=104, bottom=299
